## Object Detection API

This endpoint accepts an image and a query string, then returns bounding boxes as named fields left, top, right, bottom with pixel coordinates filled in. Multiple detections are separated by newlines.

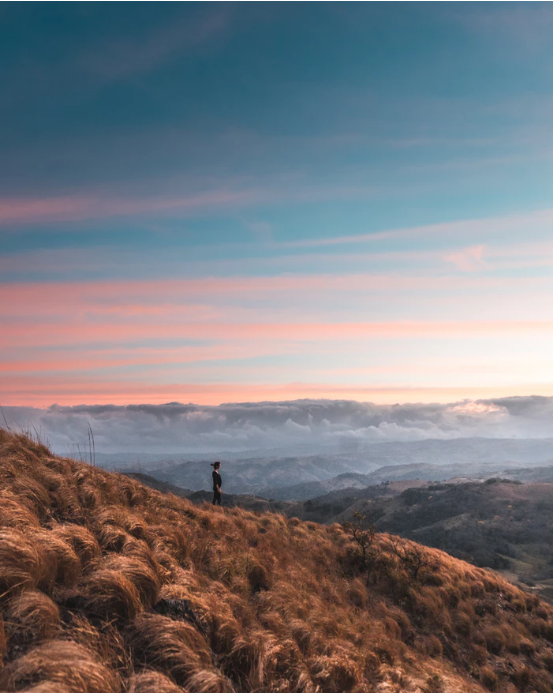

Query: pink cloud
left=0, top=374, right=550, bottom=408
left=445, top=244, right=488, bottom=272
left=0, top=180, right=384, bottom=227
left=1, top=318, right=551, bottom=351
left=0, top=185, right=375, bottom=226
left=1, top=271, right=549, bottom=311
left=0, top=189, right=261, bottom=225
left=0, top=342, right=292, bottom=374
left=0, top=196, right=95, bottom=224
left=1, top=268, right=550, bottom=407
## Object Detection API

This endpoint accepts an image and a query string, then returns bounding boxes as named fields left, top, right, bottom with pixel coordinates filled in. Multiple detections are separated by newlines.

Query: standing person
left=211, top=461, right=222, bottom=506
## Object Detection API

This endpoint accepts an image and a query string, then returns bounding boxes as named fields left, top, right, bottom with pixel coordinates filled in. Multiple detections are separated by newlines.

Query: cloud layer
left=3, top=396, right=552, bottom=456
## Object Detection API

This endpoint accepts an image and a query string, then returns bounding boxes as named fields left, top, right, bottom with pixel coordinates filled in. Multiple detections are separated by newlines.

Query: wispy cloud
left=445, top=240, right=553, bottom=273
left=1, top=236, right=551, bottom=284
left=448, top=3, right=553, bottom=54
left=1, top=271, right=546, bottom=306
left=279, top=209, right=552, bottom=249
left=2, top=317, right=551, bottom=351
left=0, top=182, right=389, bottom=227
left=82, top=8, right=232, bottom=81
left=0, top=189, right=261, bottom=226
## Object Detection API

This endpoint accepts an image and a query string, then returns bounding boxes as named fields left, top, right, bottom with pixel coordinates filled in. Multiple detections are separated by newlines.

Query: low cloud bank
left=2, top=396, right=552, bottom=456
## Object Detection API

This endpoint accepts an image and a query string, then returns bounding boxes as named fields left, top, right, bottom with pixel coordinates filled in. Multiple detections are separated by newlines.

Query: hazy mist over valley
left=4, top=396, right=552, bottom=497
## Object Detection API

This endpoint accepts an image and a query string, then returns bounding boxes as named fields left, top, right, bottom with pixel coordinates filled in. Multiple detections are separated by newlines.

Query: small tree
left=387, top=536, right=429, bottom=581
left=342, top=511, right=377, bottom=583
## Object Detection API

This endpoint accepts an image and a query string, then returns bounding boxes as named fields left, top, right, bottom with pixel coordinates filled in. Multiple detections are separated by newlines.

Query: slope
left=0, top=430, right=552, bottom=693
left=123, top=472, right=193, bottom=498
left=287, top=479, right=552, bottom=599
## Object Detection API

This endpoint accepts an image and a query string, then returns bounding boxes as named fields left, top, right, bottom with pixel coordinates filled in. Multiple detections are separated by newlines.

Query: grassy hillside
left=0, top=430, right=552, bottom=693
left=171, top=475, right=552, bottom=602
left=293, top=480, right=552, bottom=600
left=123, top=472, right=193, bottom=498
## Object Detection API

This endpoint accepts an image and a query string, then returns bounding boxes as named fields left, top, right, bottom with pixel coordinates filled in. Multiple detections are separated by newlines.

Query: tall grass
left=0, top=428, right=551, bottom=693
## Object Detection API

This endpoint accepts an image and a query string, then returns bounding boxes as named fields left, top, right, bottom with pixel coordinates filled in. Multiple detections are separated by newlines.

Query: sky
left=0, top=2, right=552, bottom=408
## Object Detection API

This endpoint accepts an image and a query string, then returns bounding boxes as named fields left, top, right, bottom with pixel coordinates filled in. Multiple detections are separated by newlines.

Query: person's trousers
left=212, top=489, right=222, bottom=506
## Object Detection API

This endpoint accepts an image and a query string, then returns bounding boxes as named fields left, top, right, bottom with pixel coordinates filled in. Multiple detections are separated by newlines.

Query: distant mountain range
left=136, top=437, right=552, bottom=496
left=259, top=460, right=553, bottom=501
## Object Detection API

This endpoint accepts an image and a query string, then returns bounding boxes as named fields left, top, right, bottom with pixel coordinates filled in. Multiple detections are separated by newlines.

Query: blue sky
left=0, top=2, right=551, bottom=406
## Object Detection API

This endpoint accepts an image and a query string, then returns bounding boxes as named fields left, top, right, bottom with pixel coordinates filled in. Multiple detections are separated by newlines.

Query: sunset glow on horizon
left=0, top=3, right=552, bottom=408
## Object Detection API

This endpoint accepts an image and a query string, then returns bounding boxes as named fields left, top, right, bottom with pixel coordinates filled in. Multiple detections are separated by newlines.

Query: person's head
left=211, top=461, right=221, bottom=470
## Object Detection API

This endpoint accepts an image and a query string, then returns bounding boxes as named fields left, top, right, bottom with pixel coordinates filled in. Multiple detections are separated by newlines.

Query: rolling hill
left=0, top=429, right=552, bottom=693
left=123, top=438, right=553, bottom=497
left=258, top=461, right=553, bottom=502
left=123, top=471, right=554, bottom=604
left=298, top=479, right=553, bottom=602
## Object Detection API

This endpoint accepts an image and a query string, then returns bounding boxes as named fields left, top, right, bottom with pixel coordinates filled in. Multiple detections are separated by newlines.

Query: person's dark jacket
left=212, top=470, right=222, bottom=490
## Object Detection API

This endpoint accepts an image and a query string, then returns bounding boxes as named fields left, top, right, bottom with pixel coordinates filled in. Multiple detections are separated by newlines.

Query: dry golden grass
left=0, top=428, right=552, bottom=693
left=127, top=670, right=183, bottom=693
left=5, top=591, right=60, bottom=644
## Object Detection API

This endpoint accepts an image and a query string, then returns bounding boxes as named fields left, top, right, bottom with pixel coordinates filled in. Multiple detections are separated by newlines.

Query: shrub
left=5, top=590, right=60, bottom=643
left=454, top=611, right=473, bottom=637
left=427, top=635, right=443, bottom=657
left=30, top=529, right=81, bottom=588
left=484, top=626, right=505, bottom=654
left=127, top=670, right=184, bottom=692
left=52, top=524, right=101, bottom=568
left=480, top=666, right=498, bottom=691
left=342, top=512, right=377, bottom=576
left=511, top=666, right=531, bottom=690
left=0, top=640, right=120, bottom=692
left=125, top=613, right=215, bottom=688
left=519, top=637, right=536, bottom=656
left=0, top=489, right=41, bottom=529
left=387, top=537, right=430, bottom=581
left=247, top=563, right=270, bottom=593
left=75, top=569, right=143, bottom=623
left=426, top=673, right=444, bottom=693
left=97, top=554, right=161, bottom=608
left=469, top=644, right=488, bottom=665
left=0, top=530, right=44, bottom=600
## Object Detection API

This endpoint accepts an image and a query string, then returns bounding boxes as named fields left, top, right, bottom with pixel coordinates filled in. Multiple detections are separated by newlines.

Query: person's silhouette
left=211, top=461, right=222, bottom=506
